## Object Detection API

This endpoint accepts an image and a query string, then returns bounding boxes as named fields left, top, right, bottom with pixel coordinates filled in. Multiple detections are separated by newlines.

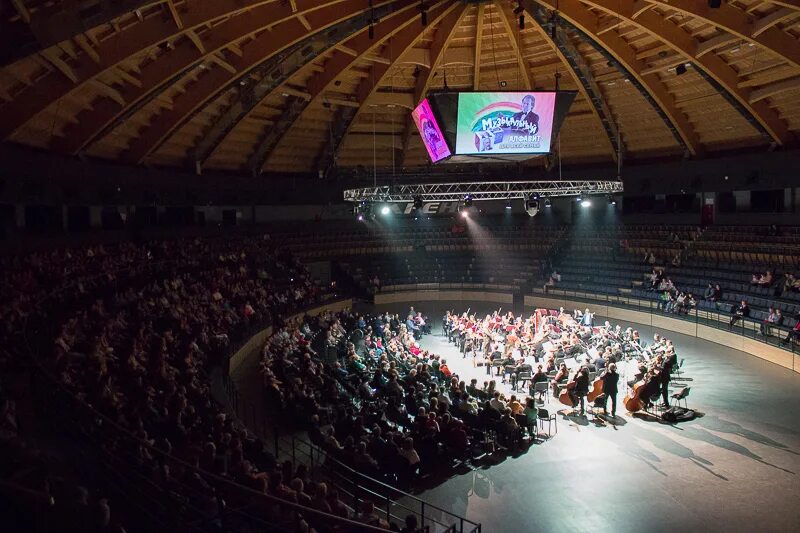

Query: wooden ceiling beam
left=573, top=0, right=789, bottom=145
left=525, top=3, right=620, bottom=160
left=531, top=0, right=702, bottom=155
left=400, top=3, right=469, bottom=165
left=203, top=0, right=424, bottom=173
left=644, top=0, right=800, bottom=69
left=752, top=7, right=796, bottom=37
left=696, top=33, right=738, bottom=57
left=40, top=49, right=79, bottom=83
left=493, top=0, right=531, bottom=89
left=0, top=0, right=331, bottom=141
left=322, top=2, right=461, bottom=172
left=749, top=76, right=800, bottom=102
left=166, top=0, right=184, bottom=30
left=47, top=0, right=400, bottom=157
left=75, top=34, right=101, bottom=63
left=474, top=3, right=485, bottom=89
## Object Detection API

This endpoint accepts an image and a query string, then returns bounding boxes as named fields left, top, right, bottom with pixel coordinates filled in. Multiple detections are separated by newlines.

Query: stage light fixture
left=525, top=196, right=539, bottom=217
left=505, top=199, right=513, bottom=210
left=461, top=210, right=469, bottom=218
left=464, top=195, right=473, bottom=207
left=413, top=195, right=424, bottom=209
left=576, top=194, right=583, bottom=202
left=608, top=195, right=616, bottom=205
left=381, top=205, right=390, bottom=215
left=357, top=214, right=364, bottom=221
left=544, top=198, right=552, bottom=208
left=676, top=63, right=687, bottom=76
left=581, top=199, right=592, bottom=208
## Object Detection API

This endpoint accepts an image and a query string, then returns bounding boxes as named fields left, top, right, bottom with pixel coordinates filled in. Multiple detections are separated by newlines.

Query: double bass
left=623, top=368, right=661, bottom=413
left=586, top=372, right=605, bottom=403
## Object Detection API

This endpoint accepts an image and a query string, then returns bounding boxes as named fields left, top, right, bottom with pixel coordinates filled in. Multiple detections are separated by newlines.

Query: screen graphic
left=455, top=92, right=557, bottom=155
left=411, top=98, right=451, bottom=163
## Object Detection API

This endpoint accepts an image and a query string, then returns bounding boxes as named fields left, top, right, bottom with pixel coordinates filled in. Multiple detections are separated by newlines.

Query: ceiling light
left=676, top=63, right=687, bottom=75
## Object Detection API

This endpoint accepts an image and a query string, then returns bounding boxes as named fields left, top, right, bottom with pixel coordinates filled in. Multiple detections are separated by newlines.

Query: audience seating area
left=546, top=224, right=800, bottom=346
left=0, top=235, right=432, bottom=532
left=272, top=220, right=564, bottom=292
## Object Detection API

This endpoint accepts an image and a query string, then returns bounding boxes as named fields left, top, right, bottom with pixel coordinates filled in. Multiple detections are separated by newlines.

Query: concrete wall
left=375, top=290, right=513, bottom=306
left=523, top=295, right=799, bottom=374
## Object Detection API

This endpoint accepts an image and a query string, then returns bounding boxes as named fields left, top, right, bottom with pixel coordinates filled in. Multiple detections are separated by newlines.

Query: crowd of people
left=0, top=235, right=352, bottom=532
left=259, top=306, right=547, bottom=499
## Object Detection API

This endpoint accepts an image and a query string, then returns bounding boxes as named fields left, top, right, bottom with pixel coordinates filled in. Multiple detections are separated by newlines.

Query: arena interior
left=2, top=1, right=800, bottom=532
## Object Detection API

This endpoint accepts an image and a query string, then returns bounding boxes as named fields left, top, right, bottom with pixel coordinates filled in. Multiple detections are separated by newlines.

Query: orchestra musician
left=601, top=363, right=619, bottom=417
left=551, top=362, right=569, bottom=397
left=568, top=367, right=590, bottom=415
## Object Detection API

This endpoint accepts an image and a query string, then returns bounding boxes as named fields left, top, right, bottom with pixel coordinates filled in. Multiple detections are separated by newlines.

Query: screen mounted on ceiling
left=411, top=98, right=451, bottom=163
left=455, top=92, right=557, bottom=155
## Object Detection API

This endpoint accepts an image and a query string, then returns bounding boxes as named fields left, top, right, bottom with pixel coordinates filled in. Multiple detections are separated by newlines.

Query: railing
left=531, top=287, right=800, bottom=365
left=218, top=323, right=480, bottom=533
left=274, top=435, right=480, bottom=533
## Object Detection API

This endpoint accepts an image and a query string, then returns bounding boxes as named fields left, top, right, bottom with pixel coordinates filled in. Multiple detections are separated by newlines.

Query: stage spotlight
left=505, top=199, right=512, bottom=210
left=381, top=205, right=390, bottom=215
left=461, top=210, right=469, bottom=218
left=464, top=194, right=473, bottom=207
left=525, top=197, right=539, bottom=217
left=576, top=194, right=583, bottom=202
left=608, top=195, right=616, bottom=206
left=413, top=195, right=424, bottom=209
left=581, top=199, right=592, bottom=208
left=544, top=198, right=552, bottom=208
left=676, top=63, right=687, bottom=76
left=357, top=214, right=364, bottom=221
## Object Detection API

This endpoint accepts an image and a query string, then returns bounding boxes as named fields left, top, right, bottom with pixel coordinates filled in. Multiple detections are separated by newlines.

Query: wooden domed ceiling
left=0, top=0, right=798, bottom=176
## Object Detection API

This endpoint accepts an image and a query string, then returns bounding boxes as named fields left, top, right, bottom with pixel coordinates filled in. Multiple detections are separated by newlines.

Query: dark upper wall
left=1, top=142, right=799, bottom=206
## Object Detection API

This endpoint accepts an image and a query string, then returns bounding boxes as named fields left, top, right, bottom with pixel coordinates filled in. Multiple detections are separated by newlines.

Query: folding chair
left=671, top=386, right=691, bottom=409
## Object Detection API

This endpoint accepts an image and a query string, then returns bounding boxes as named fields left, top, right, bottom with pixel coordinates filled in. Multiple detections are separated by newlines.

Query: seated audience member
left=703, top=283, right=715, bottom=300
left=781, top=319, right=800, bottom=346
left=761, top=308, right=782, bottom=336
left=729, top=300, right=750, bottom=328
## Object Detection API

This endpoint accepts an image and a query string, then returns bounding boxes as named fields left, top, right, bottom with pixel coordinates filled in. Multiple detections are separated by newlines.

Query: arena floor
left=365, top=302, right=800, bottom=533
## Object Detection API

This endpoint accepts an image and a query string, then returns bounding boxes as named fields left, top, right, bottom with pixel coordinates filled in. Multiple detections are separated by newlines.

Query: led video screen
left=455, top=92, right=557, bottom=155
left=411, top=98, right=451, bottom=163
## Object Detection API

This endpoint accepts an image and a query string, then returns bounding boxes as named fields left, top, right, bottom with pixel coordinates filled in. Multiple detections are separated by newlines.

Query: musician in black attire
left=660, top=357, right=673, bottom=408
left=569, top=367, right=590, bottom=415
left=601, top=363, right=619, bottom=417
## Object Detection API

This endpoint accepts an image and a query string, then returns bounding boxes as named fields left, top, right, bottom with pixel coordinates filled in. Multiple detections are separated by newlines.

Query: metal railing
left=533, top=287, right=800, bottom=369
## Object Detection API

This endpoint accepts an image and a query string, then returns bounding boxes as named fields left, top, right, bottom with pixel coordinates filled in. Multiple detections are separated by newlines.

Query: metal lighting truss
left=343, top=180, right=623, bottom=202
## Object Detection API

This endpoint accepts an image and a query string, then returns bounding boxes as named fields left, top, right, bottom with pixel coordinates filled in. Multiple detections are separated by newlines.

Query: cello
left=558, top=372, right=578, bottom=407
left=586, top=372, right=605, bottom=403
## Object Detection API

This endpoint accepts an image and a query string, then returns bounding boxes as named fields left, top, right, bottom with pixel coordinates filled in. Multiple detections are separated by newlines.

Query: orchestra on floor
left=441, top=307, right=684, bottom=419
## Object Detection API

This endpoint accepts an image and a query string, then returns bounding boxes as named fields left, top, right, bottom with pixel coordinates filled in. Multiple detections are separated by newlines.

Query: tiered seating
left=273, top=220, right=564, bottom=291
left=545, top=224, right=800, bottom=346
